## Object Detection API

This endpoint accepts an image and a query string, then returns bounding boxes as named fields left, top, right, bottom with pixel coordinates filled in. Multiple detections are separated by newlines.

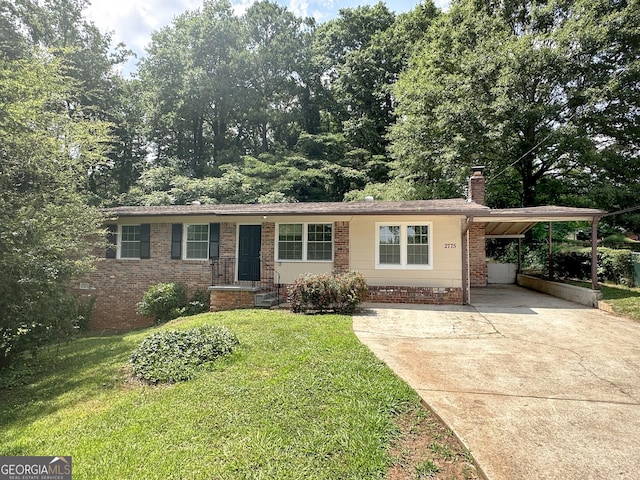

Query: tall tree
left=139, top=0, right=242, bottom=177
left=561, top=0, right=640, bottom=226
left=239, top=0, right=314, bottom=153
left=3, top=0, right=142, bottom=201
left=0, top=53, right=111, bottom=367
left=313, top=3, right=396, bottom=152
left=390, top=0, right=639, bottom=209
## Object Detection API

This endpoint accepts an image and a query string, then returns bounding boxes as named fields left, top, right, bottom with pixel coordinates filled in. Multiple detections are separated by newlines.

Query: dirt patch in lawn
left=389, top=402, right=482, bottom=480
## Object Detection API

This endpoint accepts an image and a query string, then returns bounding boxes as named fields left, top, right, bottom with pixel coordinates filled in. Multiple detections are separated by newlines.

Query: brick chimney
left=468, top=166, right=485, bottom=205
left=467, top=166, right=487, bottom=288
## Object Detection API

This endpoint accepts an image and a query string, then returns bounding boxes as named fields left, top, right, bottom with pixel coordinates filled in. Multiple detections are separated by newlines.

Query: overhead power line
left=602, top=205, right=640, bottom=217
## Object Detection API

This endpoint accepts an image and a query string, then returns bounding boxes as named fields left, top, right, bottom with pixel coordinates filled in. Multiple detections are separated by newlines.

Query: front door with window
left=238, top=225, right=261, bottom=281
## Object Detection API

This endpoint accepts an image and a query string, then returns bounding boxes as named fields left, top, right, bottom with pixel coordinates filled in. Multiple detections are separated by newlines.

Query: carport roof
left=472, top=206, right=605, bottom=238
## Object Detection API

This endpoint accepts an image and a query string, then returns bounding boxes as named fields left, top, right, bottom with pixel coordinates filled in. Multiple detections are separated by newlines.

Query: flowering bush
left=288, top=271, right=368, bottom=314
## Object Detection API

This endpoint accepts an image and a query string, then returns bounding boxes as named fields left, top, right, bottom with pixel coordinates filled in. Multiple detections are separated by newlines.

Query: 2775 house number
left=444, top=243, right=457, bottom=249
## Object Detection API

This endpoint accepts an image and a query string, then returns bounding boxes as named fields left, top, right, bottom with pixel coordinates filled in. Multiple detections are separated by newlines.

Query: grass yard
left=571, top=281, right=640, bottom=321
left=597, top=284, right=640, bottom=321
left=0, top=310, right=478, bottom=479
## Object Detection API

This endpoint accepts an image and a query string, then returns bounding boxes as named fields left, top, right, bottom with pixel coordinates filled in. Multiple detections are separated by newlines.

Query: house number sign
left=444, top=243, right=457, bottom=249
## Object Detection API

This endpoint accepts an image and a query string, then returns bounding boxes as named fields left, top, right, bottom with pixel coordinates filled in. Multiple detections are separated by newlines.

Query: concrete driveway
left=353, top=285, right=640, bottom=480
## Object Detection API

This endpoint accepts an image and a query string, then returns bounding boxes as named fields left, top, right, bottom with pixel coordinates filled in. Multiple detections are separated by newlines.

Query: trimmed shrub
left=182, top=289, right=210, bottom=317
left=599, top=247, right=633, bottom=285
left=129, top=325, right=239, bottom=384
left=552, top=248, right=592, bottom=280
left=288, top=271, right=368, bottom=314
left=552, top=247, right=634, bottom=286
left=137, top=282, right=187, bottom=323
left=137, top=283, right=210, bottom=323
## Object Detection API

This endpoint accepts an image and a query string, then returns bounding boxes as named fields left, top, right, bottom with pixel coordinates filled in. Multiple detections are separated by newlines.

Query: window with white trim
left=119, top=225, right=141, bottom=259
left=376, top=223, right=432, bottom=269
left=277, top=223, right=333, bottom=261
left=184, top=224, right=209, bottom=259
left=307, top=223, right=333, bottom=260
left=278, top=223, right=303, bottom=260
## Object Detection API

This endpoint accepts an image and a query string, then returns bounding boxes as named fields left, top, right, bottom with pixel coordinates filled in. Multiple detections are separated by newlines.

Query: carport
left=464, top=206, right=604, bottom=304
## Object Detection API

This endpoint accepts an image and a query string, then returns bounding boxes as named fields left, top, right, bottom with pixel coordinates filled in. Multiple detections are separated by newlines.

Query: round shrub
left=288, top=271, right=368, bottom=314
left=129, top=325, right=239, bottom=384
left=182, top=289, right=210, bottom=316
left=136, top=282, right=187, bottom=323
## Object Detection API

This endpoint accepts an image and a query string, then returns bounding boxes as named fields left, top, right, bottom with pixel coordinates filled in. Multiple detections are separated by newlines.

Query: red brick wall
left=261, top=222, right=275, bottom=285
left=333, top=221, right=350, bottom=273
left=468, top=168, right=487, bottom=287
left=468, top=223, right=487, bottom=287
left=469, top=170, right=485, bottom=205
left=366, top=286, right=463, bottom=305
left=209, top=289, right=255, bottom=311
left=86, top=223, right=212, bottom=330
left=220, top=222, right=236, bottom=258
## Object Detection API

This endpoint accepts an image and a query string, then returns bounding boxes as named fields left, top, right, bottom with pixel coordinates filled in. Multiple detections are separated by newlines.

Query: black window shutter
left=209, top=223, right=220, bottom=259
left=140, top=224, right=151, bottom=259
left=106, top=224, right=117, bottom=259
left=171, top=223, right=182, bottom=259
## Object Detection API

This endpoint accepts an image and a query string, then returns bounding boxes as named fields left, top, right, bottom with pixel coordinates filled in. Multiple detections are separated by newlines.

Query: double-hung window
left=111, top=224, right=150, bottom=260
left=277, top=223, right=333, bottom=261
left=307, top=224, right=333, bottom=260
left=376, top=223, right=432, bottom=269
left=119, top=225, right=141, bottom=259
left=278, top=224, right=303, bottom=260
left=185, top=224, right=209, bottom=259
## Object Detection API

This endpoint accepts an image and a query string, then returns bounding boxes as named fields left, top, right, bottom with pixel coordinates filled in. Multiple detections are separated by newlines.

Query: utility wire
left=486, top=111, right=577, bottom=185
left=602, top=204, right=640, bottom=217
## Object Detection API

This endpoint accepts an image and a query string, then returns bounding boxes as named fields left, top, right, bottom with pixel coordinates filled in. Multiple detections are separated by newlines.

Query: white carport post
left=461, top=217, right=471, bottom=305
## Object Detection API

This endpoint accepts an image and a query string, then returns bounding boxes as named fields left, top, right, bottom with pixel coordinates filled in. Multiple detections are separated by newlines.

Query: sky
left=84, top=0, right=450, bottom=75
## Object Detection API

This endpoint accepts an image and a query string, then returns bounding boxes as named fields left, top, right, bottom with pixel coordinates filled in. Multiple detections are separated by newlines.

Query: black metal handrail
left=210, top=257, right=282, bottom=300
left=210, top=258, right=236, bottom=286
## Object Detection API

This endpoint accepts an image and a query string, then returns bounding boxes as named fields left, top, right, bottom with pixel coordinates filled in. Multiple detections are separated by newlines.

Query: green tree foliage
left=139, top=0, right=316, bottom=174
left=559, top=0, right=640, bottom=229
left=140, top=0, right=243, bottom=176
left=133, top=0, right=411, bottom=204
left=3, top=0, right=146, bottom=201
left=314, top=3, right=397, bottom=154
left=0, top=54, right=110, bottom=367
left=240, top=0, right=315, bottom=153
left=390, top=0, right=639, bottom=212
left=302, top=2, right=439, bottom=194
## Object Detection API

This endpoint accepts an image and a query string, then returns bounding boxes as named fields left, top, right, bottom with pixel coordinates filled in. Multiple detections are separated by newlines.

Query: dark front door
left=238, top=225, right=261, bottom=281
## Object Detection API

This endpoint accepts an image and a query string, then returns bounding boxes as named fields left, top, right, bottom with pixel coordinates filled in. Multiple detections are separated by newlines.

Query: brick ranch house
left=83, top=168, right=603, bottom=330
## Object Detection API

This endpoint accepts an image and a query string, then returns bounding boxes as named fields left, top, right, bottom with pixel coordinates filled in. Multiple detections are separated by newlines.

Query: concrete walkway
left=353, top=285, right=640, bottom=480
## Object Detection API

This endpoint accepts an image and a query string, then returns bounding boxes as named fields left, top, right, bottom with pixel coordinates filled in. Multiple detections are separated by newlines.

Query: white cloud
left=288, top=0, right=310, bottom=18
left=85, top=0, right=200, bottom=56
left=83, top=0, right=451, bottom=75
left=232, top=0, right=258, bottom=16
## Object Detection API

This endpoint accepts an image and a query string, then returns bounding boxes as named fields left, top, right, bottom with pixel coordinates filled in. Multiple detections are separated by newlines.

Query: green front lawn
left=572, top=281, right=640, bottom=321
left=598, top=284, right=640, bottom=321
left=0, top=310, right=420, bottom=479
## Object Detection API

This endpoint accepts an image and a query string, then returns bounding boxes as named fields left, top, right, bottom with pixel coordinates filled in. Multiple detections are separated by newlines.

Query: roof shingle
left=104, top=199, right=491, bottom=217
